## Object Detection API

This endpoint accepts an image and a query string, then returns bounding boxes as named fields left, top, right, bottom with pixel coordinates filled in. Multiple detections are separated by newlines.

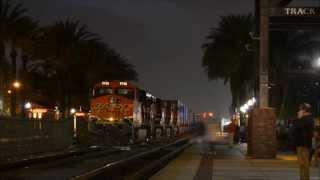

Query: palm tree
left=12, top=17, right=39, bottom=116
left=31, top=19, right=138, bottom=117
left=202, top=14, right=254, bottom=109
left=66, top=39, right=138, bottom=108
left=0, top=0, right=29, bottom=116
left=34, top=19, right=100, bottom=117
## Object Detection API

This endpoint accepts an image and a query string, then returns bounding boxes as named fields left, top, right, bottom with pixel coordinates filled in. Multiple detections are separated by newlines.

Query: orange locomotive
left=90, top=81, right=136, bottom=123
left=90, top=81, right=158, bottom=141
left=89, top=80, right=195, bottom=142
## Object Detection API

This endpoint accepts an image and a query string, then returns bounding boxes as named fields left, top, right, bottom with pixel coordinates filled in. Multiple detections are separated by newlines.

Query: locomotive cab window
left=94, top=87, right=113, bottom=96
left=116, top=88, right=134, bottom=99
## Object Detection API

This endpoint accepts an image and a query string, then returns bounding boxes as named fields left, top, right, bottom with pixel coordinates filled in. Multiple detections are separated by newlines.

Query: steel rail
left=72, top=138, right=190, bottom=180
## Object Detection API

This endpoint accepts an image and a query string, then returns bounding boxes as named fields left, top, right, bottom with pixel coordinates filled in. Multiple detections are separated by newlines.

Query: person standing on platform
left=293, top=103, right=314, bottom=180
left=227, top=118, right=236, bottom=148
left=310, top=118, right=320, bottom=166
left=309, top=128, right=319, bottom=166
left=233, top=120, right=240, bottom=145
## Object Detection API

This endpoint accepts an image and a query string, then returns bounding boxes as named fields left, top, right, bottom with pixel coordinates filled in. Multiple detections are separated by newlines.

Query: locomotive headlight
left=119, top=82, right=127, bottom=86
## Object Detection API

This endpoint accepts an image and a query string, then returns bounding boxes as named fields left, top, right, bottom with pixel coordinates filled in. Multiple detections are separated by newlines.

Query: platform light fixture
left=240, top=106, right=246, bottom=113
left=314, top=57, right=320, bottom=68
left=146, top=93, right=152, bottom=98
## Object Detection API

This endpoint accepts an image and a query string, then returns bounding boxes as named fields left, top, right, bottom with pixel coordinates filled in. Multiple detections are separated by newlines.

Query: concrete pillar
left=259, top=0, right=270, bottom=108
left=248, top=0, right=277, bottom=159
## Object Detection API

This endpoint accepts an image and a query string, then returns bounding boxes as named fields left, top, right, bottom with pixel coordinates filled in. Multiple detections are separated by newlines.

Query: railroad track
left=0, top=137, right=191, bottom=179
left=72, top=138, right=191, bottom=180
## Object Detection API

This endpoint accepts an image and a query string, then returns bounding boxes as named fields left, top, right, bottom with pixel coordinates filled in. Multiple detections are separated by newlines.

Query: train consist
left=89, top=80, right=198, bottom=142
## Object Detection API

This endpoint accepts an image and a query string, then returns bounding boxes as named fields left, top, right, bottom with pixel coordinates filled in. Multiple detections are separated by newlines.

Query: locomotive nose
left=110, top=97, right=115, bottom=103
left=109, top=97, right=120, bottom=104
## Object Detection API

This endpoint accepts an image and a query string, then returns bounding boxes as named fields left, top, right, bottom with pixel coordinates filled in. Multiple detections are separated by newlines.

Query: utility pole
left=259, top=0, right=270, bottom=108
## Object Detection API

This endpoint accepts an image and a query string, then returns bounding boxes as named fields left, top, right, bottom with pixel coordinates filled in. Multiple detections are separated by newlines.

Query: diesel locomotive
left=89, top=80, right=196, bottom=142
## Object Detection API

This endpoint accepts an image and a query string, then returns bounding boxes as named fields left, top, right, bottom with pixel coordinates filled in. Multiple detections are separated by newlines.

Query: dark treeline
left=0, top=0, right=138, bottom=117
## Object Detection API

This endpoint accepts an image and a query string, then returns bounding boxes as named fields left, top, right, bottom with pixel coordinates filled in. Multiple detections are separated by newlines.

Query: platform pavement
left=151, top=136, right=320, bottom=180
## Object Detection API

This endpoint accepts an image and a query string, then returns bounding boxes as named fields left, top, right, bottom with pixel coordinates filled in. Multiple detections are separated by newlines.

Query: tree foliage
left=202, top=14, right=254, bottom=108
left=0, top=0, right=138, bottom=116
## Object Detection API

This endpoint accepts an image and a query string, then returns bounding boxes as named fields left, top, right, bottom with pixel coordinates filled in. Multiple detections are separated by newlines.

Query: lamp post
left=70, top=108, right=78, bottom=146
left=24, top=102, right=33, bottom=119
left=10, top=80, right=21, bottom=117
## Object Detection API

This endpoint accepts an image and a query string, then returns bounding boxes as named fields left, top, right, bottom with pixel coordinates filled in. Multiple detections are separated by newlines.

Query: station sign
left=270, top=7, right=320, bottom=17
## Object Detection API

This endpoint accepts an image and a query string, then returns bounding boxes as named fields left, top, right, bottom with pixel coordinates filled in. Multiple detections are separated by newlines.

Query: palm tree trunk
left=59, top=73, right=67, bottom=119
left=10, top=47, right=17, bottom=117
left=0, top=42, right=5, bottom=114
left=21, top=54, right=29, bottom=117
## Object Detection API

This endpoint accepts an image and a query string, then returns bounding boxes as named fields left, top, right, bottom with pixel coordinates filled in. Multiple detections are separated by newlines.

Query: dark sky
left=23, top=0, right=253, bottom=117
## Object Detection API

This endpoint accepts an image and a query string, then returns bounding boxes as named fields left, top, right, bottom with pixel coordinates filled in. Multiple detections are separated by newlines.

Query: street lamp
left=10, top=81, right=22, bottom=117
left=24, top=102, right=32, bottom=119
left=13, top=81, right=21, bottom=89
left=24, top=102, right=32, bottom=109
left=70, top=108, right=78, bottom=146
left=70, top=108, right=76, bottom=114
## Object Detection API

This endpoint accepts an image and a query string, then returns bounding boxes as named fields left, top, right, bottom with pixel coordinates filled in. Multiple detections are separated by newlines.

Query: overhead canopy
left=269, top=0, right=320, bottom=31
left=271, top=0, right=293, bottom=7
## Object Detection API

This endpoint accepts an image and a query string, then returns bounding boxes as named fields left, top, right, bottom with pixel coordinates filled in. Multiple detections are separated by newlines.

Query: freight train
left=89, top=80, right=197, bottom=142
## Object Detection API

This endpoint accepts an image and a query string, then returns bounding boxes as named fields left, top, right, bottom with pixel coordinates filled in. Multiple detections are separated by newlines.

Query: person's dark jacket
left=293, top=115, right=314, bottom=149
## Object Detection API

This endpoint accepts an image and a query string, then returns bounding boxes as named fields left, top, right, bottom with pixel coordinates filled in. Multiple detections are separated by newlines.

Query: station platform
left=151, top=136, right=320, bottom=180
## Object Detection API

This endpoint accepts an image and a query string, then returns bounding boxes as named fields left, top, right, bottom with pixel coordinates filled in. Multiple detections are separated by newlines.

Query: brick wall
left=248, top=108, right=277, bottom=158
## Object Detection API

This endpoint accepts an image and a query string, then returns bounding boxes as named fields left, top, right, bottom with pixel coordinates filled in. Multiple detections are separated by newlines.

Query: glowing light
left=208, top=112, right=213, bottom=117
left=119, top=82, right=128, bottom=86
left=315, top=57, right=320, bottom=68
left=13, top=81, right=21, bottom=89
left=202, top=113, right=207, bottom=118
left=248, top=99, right=254, bottom=106
left=222, top=118, right=231, bottom=126
left=101, top=81, right=110, bottom=86
left=252, top=97, right=256, bottom=103
left=244, top=104, right=249, bottom=111
left=108, top=117, right=114, bottom=121
left=24, top=102, right=32, bottom=109
left=146, top=93, right=152, bottom=98
left=240, top=106, right=246, bottom=113
left=70, top=108, right=76, bottom=114
left=75, top=112, right=86, bottom=117
left=7, top=90, right=12, bottom=94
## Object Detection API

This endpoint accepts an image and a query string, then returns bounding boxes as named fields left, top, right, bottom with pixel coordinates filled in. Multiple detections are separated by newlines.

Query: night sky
left=23, top=0, right=254, bottom=117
